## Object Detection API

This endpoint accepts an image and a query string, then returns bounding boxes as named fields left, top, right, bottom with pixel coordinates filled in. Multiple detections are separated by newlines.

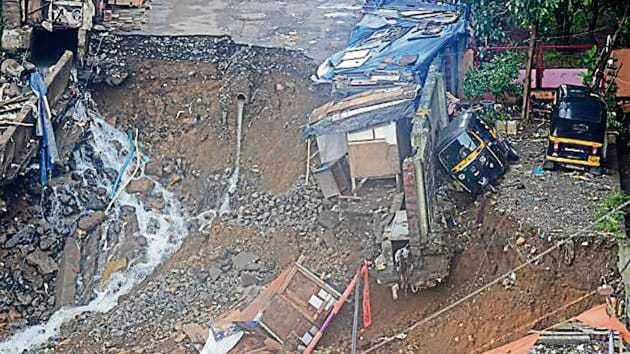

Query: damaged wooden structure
left=0, top=51, right=75, bottom=184
left=211, top=262, right=342, bottom=352
left=305, top=85, right=418, bottom=196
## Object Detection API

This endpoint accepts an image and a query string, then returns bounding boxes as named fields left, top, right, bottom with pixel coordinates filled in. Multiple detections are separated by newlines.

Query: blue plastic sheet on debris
left=29, top=71, right=59, bottom=187
left=316, top=1, right=467, bottom=85
left=304, top=95, right=418, bottom=137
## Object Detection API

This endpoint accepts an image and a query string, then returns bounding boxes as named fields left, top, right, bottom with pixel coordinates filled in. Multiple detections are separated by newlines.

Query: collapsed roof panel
left=304, top=85, right=420, bottom=137
left=314, top=1, right=467, bottom=92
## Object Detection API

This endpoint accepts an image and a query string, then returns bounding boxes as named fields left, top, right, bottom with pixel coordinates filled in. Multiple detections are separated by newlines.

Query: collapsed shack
left=305, top=1, right=469, bottom=292
left=207, top=262, right=342, bottom=353
left=305, top=58, right=455, bottom=291
left=314, top=0, right=467, bottom=96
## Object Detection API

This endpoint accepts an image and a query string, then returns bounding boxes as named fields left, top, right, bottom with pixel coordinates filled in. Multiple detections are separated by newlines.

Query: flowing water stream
left=0, top=90, right=246, bottom=353
left=0, top=100, right=189, bottom=353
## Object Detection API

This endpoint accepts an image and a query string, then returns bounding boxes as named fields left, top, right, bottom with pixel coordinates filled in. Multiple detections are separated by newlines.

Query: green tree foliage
left=464, top=0, right=509, bottom=45
left=506, top=0, right=561, bottom=30
left=579, top=45, right=598, bottom=85
left=463, top=53, right=524, bottom=98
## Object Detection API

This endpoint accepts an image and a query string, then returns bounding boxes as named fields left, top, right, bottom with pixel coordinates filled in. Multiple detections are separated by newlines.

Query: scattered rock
left=208, top=267, right=222, bottom=281
left=182, top=323, right=208, bottom=344
left=241, top=272, right=258, bottom=287
left=515, top=236, right=527, bottom=246
left=99, top=258, right=128, bottom=288
left=317, top=210, right=341, bottom=229
left=145, top=160, right=163, bottom=177
left=126, top=178, right=156, bottom=195
left=26, top=250, right=58, bottom=274
left=78, top=211, right=106, bottom=232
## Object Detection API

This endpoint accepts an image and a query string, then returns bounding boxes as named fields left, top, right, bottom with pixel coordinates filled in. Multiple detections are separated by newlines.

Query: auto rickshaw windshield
left=558, top=100, right=604, bottom=123
left=439, top=132, right=480, bottom=170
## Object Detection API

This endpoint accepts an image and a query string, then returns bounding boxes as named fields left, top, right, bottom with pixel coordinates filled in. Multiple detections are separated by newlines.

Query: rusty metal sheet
left=612, top=49, right=630, bottom=98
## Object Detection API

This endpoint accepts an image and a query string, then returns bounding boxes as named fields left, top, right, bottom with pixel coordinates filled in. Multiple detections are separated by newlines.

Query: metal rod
left=351, top=275, right=361, bottom=354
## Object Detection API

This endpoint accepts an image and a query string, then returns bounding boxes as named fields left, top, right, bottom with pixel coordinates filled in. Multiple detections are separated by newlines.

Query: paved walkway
left=136, top=0, right=361, bottom=61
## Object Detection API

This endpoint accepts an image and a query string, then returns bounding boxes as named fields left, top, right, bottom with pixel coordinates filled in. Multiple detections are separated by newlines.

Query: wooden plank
left=348, top=140, right=400, bottom=179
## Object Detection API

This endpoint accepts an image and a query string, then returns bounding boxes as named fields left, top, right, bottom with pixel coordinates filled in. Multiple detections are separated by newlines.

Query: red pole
left=304, top=270, right=361, bottom=354
left=361, top=261, right=372, bottom=328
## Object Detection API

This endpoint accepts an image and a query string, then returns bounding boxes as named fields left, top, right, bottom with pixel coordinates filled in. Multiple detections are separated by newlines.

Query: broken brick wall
left=405, top=57, right=449, bottom=251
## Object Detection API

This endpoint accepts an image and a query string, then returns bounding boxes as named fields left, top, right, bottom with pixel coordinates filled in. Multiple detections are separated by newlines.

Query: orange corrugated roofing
left=482, top=303, right=630, bottom=354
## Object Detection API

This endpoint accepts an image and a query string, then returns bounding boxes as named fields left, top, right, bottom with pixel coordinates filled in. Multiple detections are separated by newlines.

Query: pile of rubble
left=84, top=33, right=312, bottom=88
left=0, top=58, right=36, bottom=133
left=228, top=177, right=329, bottom=233
left=0, top=165, right=109, bottom=331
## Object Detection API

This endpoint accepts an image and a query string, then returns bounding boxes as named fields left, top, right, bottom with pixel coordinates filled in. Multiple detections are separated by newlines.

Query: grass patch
left=595, top=192, right=630, bottom=239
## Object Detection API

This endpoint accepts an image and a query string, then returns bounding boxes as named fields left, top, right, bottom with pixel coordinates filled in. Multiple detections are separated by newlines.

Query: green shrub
left=595, top=192, right=630, bottom=239
left=464, top=53, right=524, bottom=99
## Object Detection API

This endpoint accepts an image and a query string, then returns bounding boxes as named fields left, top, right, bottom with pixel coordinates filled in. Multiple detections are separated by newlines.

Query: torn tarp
left=314, top=1, right=467, bottom=92
left=29, top=71, right=59, bottom=186
left=304, top=85, right=419, bottom=137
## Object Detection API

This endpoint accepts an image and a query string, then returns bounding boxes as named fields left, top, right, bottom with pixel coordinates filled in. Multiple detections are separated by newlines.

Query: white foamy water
left=0, top=103, right=188, bottom=353
left=317, top=2, right=361, bottom=10
left=218, top=97, right=245, bottom=215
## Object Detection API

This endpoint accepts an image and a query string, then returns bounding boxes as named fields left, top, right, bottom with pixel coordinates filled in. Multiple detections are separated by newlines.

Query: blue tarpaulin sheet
left=30, top=71, right=59, bottom=186
left=315, top=1, right=467, bottom=89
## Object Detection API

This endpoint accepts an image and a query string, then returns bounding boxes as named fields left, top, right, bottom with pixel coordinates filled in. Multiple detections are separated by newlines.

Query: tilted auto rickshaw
left=436, top=111, right=518, bottom=195
left=543, top=85, right=607, bottom=174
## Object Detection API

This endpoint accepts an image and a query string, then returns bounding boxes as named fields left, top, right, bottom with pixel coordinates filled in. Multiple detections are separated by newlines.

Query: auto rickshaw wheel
left=542, top=159, right=556, bottom=171
left=506, top=142, right=520, bottom=162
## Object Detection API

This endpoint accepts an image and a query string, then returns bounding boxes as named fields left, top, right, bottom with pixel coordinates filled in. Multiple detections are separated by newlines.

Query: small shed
left=304, top=85, right=419, bottom=194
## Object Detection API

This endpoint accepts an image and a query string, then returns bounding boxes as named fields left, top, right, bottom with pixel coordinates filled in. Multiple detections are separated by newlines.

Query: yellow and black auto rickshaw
left=543, top=85, right=607, bottom=174
left=437, top=111, right=518, bottom=195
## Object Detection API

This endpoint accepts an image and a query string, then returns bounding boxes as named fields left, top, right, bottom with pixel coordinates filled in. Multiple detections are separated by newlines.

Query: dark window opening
left=31, top=29, right=78, bottom=67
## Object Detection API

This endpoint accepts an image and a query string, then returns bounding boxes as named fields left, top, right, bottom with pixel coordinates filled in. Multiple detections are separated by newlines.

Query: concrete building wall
left=404, top=58, right=449, bottom=251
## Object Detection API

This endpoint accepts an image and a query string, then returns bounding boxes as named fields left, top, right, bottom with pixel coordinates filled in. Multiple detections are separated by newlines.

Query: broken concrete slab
left=231, top=251, right=260, bottom=272
left=1, top=28, right=33, bottom=53
left=55, top=237, right=81, bottom=309
left=317, top=210, right=341, bottom=229
left=26, top=250, right=58, bottom=275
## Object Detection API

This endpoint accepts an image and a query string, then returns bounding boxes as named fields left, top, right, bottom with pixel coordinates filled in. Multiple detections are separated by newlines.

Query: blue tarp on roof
left=314, top=1, right=467, bottom=91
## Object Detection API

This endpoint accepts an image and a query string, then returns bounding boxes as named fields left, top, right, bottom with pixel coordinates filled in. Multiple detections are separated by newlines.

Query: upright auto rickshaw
left=436, top=111, right=518, bottom=195
left=543, top=85, right=607, bottom=173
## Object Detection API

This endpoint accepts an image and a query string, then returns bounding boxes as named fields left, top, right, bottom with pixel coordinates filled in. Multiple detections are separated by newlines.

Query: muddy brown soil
left=92, top=58, right=326, bottom=198
left=44, top=40, right=619, bottom=354
left=320, top=204, right=617, bottom=353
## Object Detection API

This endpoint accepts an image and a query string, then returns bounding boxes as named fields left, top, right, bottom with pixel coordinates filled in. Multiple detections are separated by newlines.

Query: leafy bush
left=579, top=45, right=598, bottom=86
left=595, top=192, right=630, bottom=239
left=464, top=53, right=524, bottom=99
